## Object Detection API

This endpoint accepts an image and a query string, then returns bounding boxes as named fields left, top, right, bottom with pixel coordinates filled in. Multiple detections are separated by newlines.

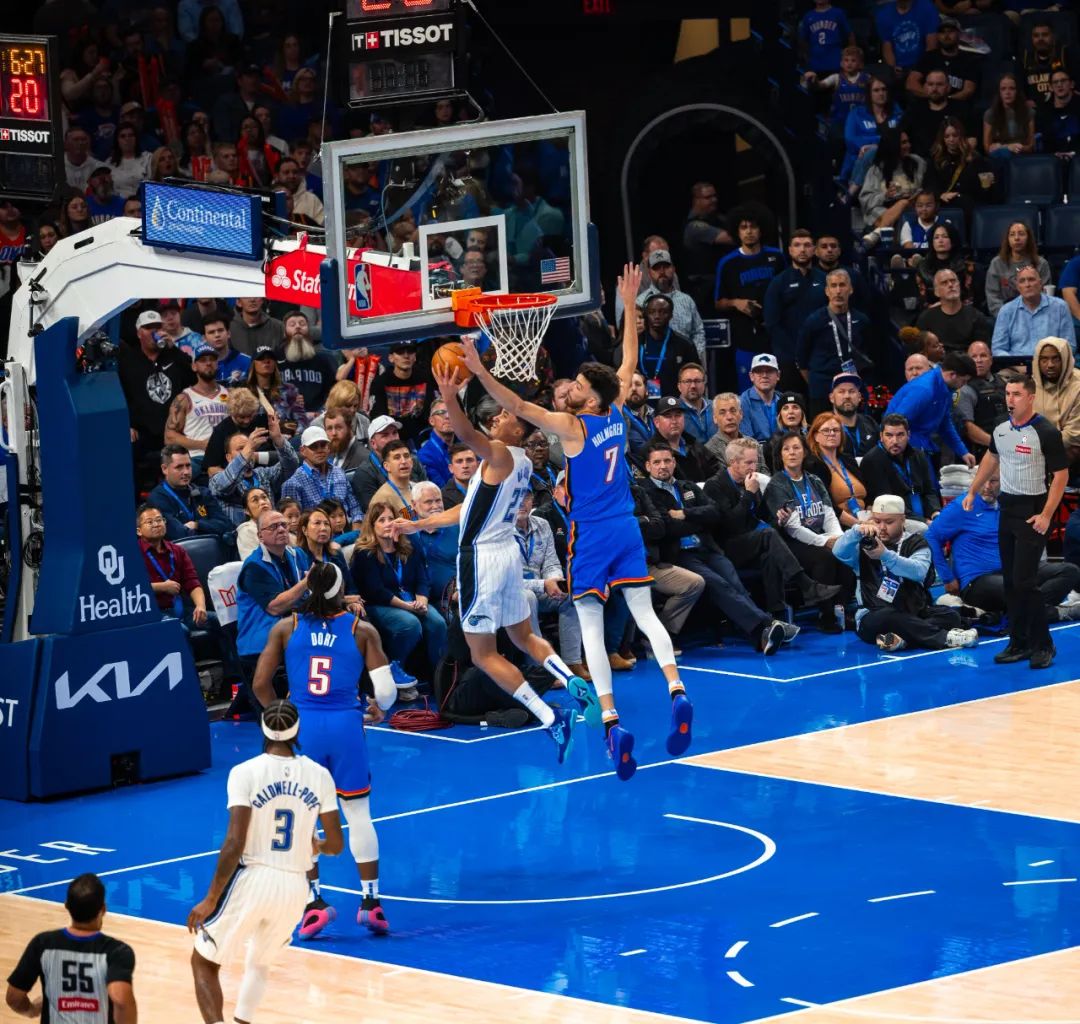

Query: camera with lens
left=860, top=529, right=879, bottom=549
left=75, top=330, right=117, bottom=374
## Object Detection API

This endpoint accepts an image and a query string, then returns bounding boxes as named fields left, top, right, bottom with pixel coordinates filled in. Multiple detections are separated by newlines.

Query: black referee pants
left=999, top=494, right=1052, bottom=653
left=962, top=562, right=1079, bottom=615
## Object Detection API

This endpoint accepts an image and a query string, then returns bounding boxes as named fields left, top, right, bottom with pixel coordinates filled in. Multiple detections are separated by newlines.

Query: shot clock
left=0, top=34, right=62, bottom=201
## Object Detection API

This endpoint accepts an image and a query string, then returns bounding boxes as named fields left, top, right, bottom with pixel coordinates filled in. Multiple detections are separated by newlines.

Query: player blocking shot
left=252, top=562, right=397, bottom=938
left=188, top=700, right=344, bottom=1024
left=393, top=362, right=585, bottom=762
left=459, top=264, right=692, bottom=781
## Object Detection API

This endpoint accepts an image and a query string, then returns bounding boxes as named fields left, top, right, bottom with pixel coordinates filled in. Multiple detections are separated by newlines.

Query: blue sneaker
left=567, top=675, right=601, bottom=728
left=666, top=693, right=694, bottom=756
left=606, top=725, right=637, bottom=781
left=547, top=707, right=576, bottom=764
left=390, top=660, right=417, bottom=686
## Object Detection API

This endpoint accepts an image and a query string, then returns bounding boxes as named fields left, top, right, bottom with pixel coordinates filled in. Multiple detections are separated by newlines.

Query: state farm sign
left=265, top=246, right=422, bottom=318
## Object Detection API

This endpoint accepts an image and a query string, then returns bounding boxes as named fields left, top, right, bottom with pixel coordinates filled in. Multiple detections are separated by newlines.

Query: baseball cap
left=119, top=100, right=142, bottom=116
left=192, top=341, right=218, bottom=361
left=831, top=371, right=863, bottom=390
left=389, top=340, right=418, bottom=353
left=647, top=249, right=673, bottom=268
left=88, top=165, right=112, bottom=179
left=777, top=392, right=806, bottom=412
left=654, top=396, right=684, bottom=417
left=938, top=15, right=960, bottom=29
left=158, top=298, right=180, bottom=311
left=252, top=345, right=277, bottom=361
left=136, top=310, right=162, bottom=329
left=872, top=494, right=907, bottom=515
left=369, top=414, right=402, bottom=436
left=239, top=63, right=262, bottom=77
left=750, top=353, right=780, bottom=372
left=300, top=425, right=330, bottom=447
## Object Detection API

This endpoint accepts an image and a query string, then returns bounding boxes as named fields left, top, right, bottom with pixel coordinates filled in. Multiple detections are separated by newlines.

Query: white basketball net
left=473, top=298, right=557, bottom=383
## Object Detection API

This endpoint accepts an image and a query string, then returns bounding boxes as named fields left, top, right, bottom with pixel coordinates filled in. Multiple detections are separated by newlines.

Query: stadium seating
left=1043, top=205, right=1080, bottom=255
left=1006, top=155, right=1063, bottom=207
left=971, top=204, right=1040, bottom=255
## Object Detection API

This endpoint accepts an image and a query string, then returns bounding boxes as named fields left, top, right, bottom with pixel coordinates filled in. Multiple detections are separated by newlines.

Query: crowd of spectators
left=8, top=0, right=1080, bottom=715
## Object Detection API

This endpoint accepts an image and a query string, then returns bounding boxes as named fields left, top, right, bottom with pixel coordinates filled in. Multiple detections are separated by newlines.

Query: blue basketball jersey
left=285, top=612, right=365, bottom=711
left=565, top=408, right=634, bottom=524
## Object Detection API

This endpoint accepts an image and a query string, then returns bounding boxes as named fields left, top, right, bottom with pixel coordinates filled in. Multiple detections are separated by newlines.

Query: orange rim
left=451, top=289, right=557, bottom=328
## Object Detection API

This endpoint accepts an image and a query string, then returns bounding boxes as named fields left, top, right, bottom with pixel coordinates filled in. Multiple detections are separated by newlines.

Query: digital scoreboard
left=0, top=34, right=62, bottom=201
left=338, top=0, right=466, bottom=108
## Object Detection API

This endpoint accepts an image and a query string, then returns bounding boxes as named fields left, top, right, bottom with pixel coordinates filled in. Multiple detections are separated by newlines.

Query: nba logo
left=354, top=263, right=372, bottom=311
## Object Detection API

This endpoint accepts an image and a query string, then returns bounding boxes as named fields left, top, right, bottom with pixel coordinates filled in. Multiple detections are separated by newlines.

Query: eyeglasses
left=260, top=522, right=289, bottom=533
left=680, top=378, right=705, bottom=386
left=817, top=427, right=841, bottom=434
left=525, top=440, right=549, bottom=449
left=430, top=408, right=450, bottom=418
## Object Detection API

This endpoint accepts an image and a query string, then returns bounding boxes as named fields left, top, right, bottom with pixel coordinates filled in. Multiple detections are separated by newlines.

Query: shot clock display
left=0, top=34, right=62, bottom=200
left=1, top=45, right=50, bottom=120
left=347, top=0, right=451, bottom=15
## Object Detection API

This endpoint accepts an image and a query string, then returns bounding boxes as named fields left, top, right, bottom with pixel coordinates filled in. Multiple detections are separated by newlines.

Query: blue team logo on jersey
left=468, top=614, right=491, bottom=627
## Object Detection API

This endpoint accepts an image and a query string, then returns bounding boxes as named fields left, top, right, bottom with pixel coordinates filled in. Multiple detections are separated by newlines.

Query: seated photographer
left=926, top=470, right=1080, bottom=623
left=762, top=431, right=854, bottom=632
left=831, top=494, right=978, bottom=652
left=514, top=490, right=585, bottom=679
left=643, top=441, right=795, bottom=654
left=409, top=480, right=458, bottom=613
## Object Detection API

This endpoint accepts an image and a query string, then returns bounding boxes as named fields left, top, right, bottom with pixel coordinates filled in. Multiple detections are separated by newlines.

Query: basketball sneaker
left=666, top=693, right=694, bottom=756
left=945, top=627, right=979, bottom=648
left=606, top=725, right=637, bottom=781
left=547, top=707, right=577, bottom=764
left=358, top=897, right=389, bottom=935
left=876, top=633, right=905, bottom=652
left=567, top=675, right=601, bottom=728
left=298, top=897, right=336, bottom=940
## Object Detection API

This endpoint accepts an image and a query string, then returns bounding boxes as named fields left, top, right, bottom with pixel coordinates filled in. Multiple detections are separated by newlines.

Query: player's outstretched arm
left=251, top=619, right=293, bottom=709
left=460, top=336, right=580, bottom=445
left=432, top=361, right=495, bottom=461
left=615, top=262, right=643, bottom=405
left=392, top=502, right=462, bottom=537
left=188, top=806, right=251, bottom=932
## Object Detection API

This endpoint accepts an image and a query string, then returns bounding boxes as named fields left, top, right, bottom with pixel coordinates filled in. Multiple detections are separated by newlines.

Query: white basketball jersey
left=226, top=753, right=337, bottom=874
left=185, top=386, right=230, bottom=448
left=459, top=446, right=533, bottom=548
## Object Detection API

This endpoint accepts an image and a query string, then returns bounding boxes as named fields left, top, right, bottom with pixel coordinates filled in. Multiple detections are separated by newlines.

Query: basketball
left=431, top=341, right=473, bottom=384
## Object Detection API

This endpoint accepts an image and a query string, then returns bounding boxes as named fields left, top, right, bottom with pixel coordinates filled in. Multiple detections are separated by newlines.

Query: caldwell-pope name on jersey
left=251, top=780, right=322, bottom=810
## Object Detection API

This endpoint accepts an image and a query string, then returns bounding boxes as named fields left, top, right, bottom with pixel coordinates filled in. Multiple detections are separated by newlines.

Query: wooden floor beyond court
left=3, top=625, right=1080, bottom=1024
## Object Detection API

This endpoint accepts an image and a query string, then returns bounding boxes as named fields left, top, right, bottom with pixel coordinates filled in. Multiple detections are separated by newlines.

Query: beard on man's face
left=285, top=336, right=316, bottom=362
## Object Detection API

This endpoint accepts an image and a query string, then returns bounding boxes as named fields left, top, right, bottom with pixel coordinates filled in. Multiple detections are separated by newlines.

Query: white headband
left=261, top=716, right=299, bottom=742
left=324, top=563, right=343, bottom=599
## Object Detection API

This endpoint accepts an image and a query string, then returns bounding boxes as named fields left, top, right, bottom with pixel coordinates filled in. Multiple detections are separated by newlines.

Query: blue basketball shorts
left=299, top=709, right=371, bottom=799
left=566, top=519, right=653, bottom=602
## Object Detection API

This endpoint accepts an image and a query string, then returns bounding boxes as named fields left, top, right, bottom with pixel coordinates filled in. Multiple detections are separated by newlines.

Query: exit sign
left=582, top=0, right=612, bottom=12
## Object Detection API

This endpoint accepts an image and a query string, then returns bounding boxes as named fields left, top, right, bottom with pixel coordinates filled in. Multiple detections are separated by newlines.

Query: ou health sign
left=265, top=244, right=421, bottom=317
left=142, top=181, right=262, bottom=261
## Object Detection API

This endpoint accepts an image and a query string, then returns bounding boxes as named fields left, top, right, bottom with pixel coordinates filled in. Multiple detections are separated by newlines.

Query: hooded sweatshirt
left=1033, top=336, right=1080, bottom=450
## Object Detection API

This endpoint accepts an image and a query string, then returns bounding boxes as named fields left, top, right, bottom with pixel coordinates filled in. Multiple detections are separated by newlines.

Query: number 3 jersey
left=226, top=753, right=337, bottom=873
left=7, top=929, right=134, bottom=1024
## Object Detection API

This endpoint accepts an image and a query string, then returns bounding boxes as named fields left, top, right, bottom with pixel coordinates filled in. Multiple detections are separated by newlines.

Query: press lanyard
left=270, top=549, right=298, bottom=591
left=162, top=482, right=194, bottom=520
left=532, top=466, right=556, bottom=490
left=370, top=452, right=387, bottom=480
left=884, top=444, right=923, bottom=518
left=823, top=454, right=860, bottom=513
left=784, top=471, right=815, bottom=520
left=829, top=310, right=853, bottom=361
left=842, top=424, right=860, bottom=452
left=390, top=554, right=405, bottom=590
left=146, top=546, right=182, bottom=617
left=640, top=329, right=671, bottom=380
left=303, top=463, right=330, bottom=499
left=515, top=529, right=535, bottom=566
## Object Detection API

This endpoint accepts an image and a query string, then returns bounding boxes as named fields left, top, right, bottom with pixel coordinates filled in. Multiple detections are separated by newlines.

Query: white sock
left=575, top=598, right=613, bottom=699
left=543, top=653, right=575, bottom=683
left=512, top=681, right=556, bottom=726
left=362, top=876, right=379, bottom=900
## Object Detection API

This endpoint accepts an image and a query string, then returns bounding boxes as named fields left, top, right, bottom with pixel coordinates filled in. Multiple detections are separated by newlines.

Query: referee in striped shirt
left=963, top=375, right=1069, bottom=668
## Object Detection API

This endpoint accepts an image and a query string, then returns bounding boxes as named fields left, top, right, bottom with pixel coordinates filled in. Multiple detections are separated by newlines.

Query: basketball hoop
left=452, top=289, right=558, bottom=382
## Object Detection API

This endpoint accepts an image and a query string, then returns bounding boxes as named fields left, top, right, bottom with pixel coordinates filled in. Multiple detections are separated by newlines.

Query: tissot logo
left=367, top=31, right=380, bottom=49
left=352, top=22, right=453, bottom=51
left=0, top=126, right=50, bottom=144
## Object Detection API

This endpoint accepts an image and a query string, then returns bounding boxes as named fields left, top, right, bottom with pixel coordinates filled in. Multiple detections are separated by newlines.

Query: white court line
left=769, top=912, right=819, bottom=928
left=10, top=850, right=219, bottom=895
left=676, top=664, right=791, bottom=683
left=1029, top=859, right=1055, bottom=867
left=726, top=970, right=753, bottom=988
left=619, top=949, right=647, bottom=957
left=725, top=940, right=748, bottom=959
left=1003, top=878, right=1077, bottom=886
left=867, top=890, right=936, bottom=903
left=369, top=723, right=548, bottom=744
left=2, top=894, right=714, bottom=1024
left=779, top=997, right=819, bottom=1008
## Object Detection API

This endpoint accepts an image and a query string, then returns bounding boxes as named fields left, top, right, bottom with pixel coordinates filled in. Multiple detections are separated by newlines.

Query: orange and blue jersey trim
left=337, top=784, right=371, bottom=799
left=611, top=575, right=654, bottom=588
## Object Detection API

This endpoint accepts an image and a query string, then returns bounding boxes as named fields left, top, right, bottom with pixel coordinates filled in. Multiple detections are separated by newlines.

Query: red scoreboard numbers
left=1, top=46, right=49, bottom=120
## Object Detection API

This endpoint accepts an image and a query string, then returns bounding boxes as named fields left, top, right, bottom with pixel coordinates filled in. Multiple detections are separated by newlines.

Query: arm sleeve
left=280, top=471, right=301, bottom=504
left=208, top=453, right=247, bottom=498
left=938, top=403, right=969, bottom=457
left=954, top=384, right=976, bottom=423
left=1037, top=420, right=1069, bottom=473
left=880, top=543, right=932, bottom=583
left=273, top=440, right=299, bottom=480
left=105, top=942, right=135, bottom=985
left=783, top=507, right=828, bottom=546
left=990, top=305, right=1010, bottom=356
left=6, top=935, right=42, bottom=992
left=831, top=526, right=863, bottom=569
left=409, top=550, right=431, bottom=599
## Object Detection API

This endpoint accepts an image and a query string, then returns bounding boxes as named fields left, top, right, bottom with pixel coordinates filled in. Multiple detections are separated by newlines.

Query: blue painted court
left=3, top=623, right=1080, bottom=1023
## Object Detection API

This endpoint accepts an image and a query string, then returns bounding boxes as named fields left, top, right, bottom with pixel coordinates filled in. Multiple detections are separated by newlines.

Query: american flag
left=540, top=256, right=572, bottom=285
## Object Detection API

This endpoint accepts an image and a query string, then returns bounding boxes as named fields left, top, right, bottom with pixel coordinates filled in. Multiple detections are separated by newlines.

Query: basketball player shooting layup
left=392, top=362, right=586, bottom=763
left=459, top=263, right=692, bottom=781
left=253, top=562, right=397, bottom=939
left=188, top=699, right=344, bottom=1024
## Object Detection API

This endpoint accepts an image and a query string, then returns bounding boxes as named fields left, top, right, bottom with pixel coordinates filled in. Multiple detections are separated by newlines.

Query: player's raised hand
left=390, top=517, right=418, bottom=538
left=432, top=361, right=463, bottom=399
left=616, top=261, right=641, bottom=310
left=461, top=334, right=485, bottom=375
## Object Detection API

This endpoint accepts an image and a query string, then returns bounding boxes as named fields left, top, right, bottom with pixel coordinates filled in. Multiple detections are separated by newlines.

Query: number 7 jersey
left=565, top=408, right=634, bottom=522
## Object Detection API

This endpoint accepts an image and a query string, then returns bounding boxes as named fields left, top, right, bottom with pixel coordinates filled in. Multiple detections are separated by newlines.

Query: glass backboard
left=320, top=111, right=597, bottom=347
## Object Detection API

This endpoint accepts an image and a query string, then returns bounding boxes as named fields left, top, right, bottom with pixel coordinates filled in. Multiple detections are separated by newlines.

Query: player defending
left=459, top=263, right=691, bottom=781
left=253, top=562, right=397, bottom=939
left=188, top=699, right=344, bottom=1024
left=393, top=362, right=583, bottom=762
